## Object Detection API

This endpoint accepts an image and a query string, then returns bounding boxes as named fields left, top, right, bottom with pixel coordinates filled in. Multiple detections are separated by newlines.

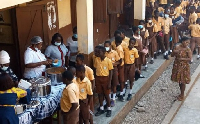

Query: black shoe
left=150, top=60, right=154, bottom=64
left=95, top=110, right=105, bottom=116
left=123, top=93, right=126, bottom=97
left=164, top=54, right=169, bottom=60
left=125, top=83, right=128, bottom=89
left=193, top=49, right=197, bottom=55
left=118, top=95, right=125, bottom=102
left=168, top=51, right=172, bottom=55
left=144, top=66, right=147, bottom=71
left=154, top=54, right=157, bottom=59
left=97, top=105, right=107, bottom=111
left=106, top=110, right=111, bottom=117
left=140, top=74, right=145, bottom=78
left=127, top=94, right=132, bottom=101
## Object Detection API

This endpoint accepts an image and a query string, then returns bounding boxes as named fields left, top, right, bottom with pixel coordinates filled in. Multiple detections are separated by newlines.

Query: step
left=93, top=55, right=173, bottom=124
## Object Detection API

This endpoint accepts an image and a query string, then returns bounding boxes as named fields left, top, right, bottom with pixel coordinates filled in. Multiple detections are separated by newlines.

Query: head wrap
left=31, top=36, right=43, bottom=44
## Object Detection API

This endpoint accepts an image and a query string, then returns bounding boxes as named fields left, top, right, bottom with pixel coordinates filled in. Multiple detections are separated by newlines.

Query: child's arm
left=67, top=103, right=79, bottom=115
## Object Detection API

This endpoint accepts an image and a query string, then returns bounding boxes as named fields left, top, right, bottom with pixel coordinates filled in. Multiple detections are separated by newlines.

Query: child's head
left=98, top=46, right=106, bottom=58
left=190, top=6, right=196, bottom=13
left=146, top=15, right=153, bottom=23
left=114, top=30, right=122, bottom=37
left=196, top=18, right=200, bottom=24
left=62, top=70, right=74, bottom=84
left=119, top=29, right=126, bottom=39
left=154, top=1, right=159, bottom=8
left=132, top=26, right=140, bottom=35
left=164, top=6, right=170, bottom=15
left=128, top=38, right=136, bottom=49
left=164, top=4, right=171, bottom=11
left=94, top=46, right=100, bottom=57
left=164, top=9, right=170, bottom=18
left=67, top=66, right=76, bottom=77
left=104, top=41, right=111, bottom=52
left=76, top=54, right=84, bottom=66
left=170, top=5, right=175, bottom=14
left=76, top=65, right=85, bottom=78
left=154, top=10, right=159, bottom=17
left=115, top=36, right=122, bottom=46
left=197, top=6, right=200, bottom=13
left=175, top=0, right=181, bottom=7
left=139, top=20, right=145, bottom=30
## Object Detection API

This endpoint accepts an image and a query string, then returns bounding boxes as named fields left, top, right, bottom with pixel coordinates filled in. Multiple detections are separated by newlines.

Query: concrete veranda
left=171, top=76, right=200, bottom=124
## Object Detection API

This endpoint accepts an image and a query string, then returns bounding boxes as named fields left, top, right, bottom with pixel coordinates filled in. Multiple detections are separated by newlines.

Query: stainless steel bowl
left=46, top=67, right=66, bottom=86
left=31, top=77, right=51, bottom=97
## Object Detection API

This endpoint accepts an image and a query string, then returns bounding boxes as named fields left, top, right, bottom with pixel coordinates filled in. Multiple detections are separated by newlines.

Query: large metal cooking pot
left=46, top=67, right=66, bottom=86
left=31, top=77, right=51, bottom=97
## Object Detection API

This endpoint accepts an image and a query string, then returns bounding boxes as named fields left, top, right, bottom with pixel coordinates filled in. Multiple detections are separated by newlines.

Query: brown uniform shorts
left=117, top=65, right=125, bottom=83
left=124, top=64, right=135, bottom=82
left=79, top=99, right=90, bottom=121
left=111, top=66, right=119, bottom=87
left=191, top=37, right=200, bottom=47
left=95, top=76, right=111, bottom=95
left=62, top=108, right=79, bottom=124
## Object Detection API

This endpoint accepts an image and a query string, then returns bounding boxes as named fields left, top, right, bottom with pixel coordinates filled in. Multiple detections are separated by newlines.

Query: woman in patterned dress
left=171, top=37, right=192, bottom=101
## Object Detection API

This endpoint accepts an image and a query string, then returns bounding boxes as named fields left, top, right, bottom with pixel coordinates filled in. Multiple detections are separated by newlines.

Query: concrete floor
left=171, top=77, right=200, bottom=124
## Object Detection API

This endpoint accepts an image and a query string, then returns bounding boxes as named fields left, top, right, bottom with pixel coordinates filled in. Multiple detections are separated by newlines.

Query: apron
left=0, top=93, right=19, bottom=124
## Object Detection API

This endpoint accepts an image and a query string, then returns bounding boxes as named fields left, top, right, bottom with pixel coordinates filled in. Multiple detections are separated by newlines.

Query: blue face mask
left=73, top=34, right=78, bottom=39
left=138, top=25, right=144, bottom=29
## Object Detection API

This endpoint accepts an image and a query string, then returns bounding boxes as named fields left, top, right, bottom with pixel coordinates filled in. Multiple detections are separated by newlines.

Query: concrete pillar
left=76, top=0, right=93, bottom=56
left=134, top=0, right=146, bottom=20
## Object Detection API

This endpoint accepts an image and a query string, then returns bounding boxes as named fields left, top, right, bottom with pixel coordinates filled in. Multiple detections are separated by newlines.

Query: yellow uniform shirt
left=197, top=13, right=200, bottom=18
left=181, top=1, right=189, bottom=14
left=116, top=45, right=125, bottom=66
left=123, top=36, right=130, bottom=46
left=124, top=47, right=139, bottom=64
left=60, top=83, right=79, bottom=112
left=146, top=0, right=155, bottom=7
left=0, top=87, right=27, bottom=98
left=158, top=7, right=165, bottom=13
left=111, top=40, right=128, bottom=50
left=141, top=28, right=150, bottom=39
left=85, top=65, right=95, bottom=81
left=105, top=50, right=120, bottom=64
left=175, top=6, right=183, bottom=17
left=76, top=77, right=93, bottom=100
left=153, top=17, right=164, bottom=32
left=188, top=24, right=200, bottom=37
left=163, top=18, right=173, bottom=34
left=189, top=12, right=198, bottom=24
left=159, top=0, right=167, bottom=4
left=94, top=57, right=113, bottom=76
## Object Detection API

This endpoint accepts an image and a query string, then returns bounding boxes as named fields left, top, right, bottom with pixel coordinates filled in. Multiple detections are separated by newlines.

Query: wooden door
left=108, top=0, right=124, bottom=14
left=16, top=5, right=49, bottom=74
left=70, top=0, right=77, bottom=28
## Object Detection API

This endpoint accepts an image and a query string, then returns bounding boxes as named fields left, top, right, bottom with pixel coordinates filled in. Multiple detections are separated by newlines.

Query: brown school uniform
left=116, top=45, right=125, bottom=83
left=140, top=28, right=149, bottom=63
left=60, top=83, right=79, bottom=124
left=124, top=47, right=139, bottom=82
left=188, top=24, right=200, bottom=47
left=146, top=23, right=157, bottom=57
left=163, top=17, right=173, bottom=50
left=105, top=50, right=120, bottom=87
left=133, top=35, right=145, bottom=65
left=189, top=12, right=198, bottom=24
left=94, top=57, right=113, bottom=95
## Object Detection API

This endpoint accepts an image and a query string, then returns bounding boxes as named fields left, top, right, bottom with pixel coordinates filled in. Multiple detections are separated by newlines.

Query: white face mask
left=165, top=14, right=169, bottom=18
left=1, top=66, right=8, bottom=71
left=55, top=42, right=61, bottom=46
left=35, top=47, right=39, bottom=51
left=105, top=47, right=110, bottom=52
left=148, top=20, right=152, bottom=23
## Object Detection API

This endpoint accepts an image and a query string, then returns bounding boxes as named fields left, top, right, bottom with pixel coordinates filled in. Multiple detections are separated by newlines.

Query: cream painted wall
left=77, top=0, right=93, bottom=54
left=57, top=0, right=71, bottom=29
left=0, top=0, right=32, bottom=9
left=134, top=0, right=146, bottom=20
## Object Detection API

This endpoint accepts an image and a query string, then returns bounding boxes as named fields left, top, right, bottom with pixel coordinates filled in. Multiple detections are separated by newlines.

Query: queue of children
left=60, top=0, right=200, bottom=123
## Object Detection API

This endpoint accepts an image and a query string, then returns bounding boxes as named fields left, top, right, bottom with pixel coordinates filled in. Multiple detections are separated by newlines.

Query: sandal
left=177, top=95, right=184, bottom=101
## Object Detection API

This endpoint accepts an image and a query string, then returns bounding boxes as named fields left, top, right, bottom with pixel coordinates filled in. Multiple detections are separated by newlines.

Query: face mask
left=138, top=31, right=140, bottom=35
left=55, top=42, right=61, bottom=46
left=165, top=14, right=169, bottom=18
left=73, top=34, right=78, bottom=39
left=105, top=47, right=110, bottom=52
left=35, top=47, right=39, bottom=51
left=138, top=25, right=144, bottom=29
left=1, top=66, right=8, bottom=71
left=148, top=20, right=152, bottom=23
